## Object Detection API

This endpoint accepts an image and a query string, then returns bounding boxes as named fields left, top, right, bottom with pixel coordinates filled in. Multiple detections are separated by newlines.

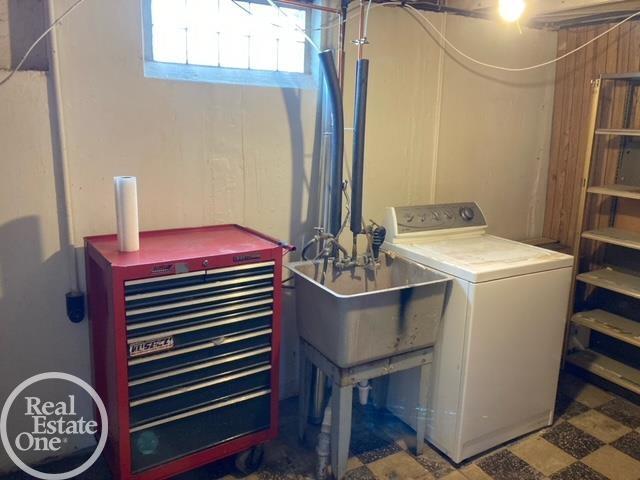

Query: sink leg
left=415, top=363, right=429, bottom=456
left=298, top=345, right=312, bottom=442
left=330, top=383, right=352, bottom=480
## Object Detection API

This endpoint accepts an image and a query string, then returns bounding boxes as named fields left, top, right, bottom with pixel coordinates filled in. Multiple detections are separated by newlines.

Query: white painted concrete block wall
left=0, top=70, right=96, bottom=471
left=0, top=0, right=557, bottom=472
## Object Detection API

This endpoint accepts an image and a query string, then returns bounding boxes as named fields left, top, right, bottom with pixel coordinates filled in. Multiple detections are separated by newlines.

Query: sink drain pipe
left=316, top=400, right=332, bottom=479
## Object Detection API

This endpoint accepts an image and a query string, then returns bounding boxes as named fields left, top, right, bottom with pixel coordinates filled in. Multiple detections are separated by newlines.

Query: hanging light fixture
left=498, top=0, right=526, bottom=22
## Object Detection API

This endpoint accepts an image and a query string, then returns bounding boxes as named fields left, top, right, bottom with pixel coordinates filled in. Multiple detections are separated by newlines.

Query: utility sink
left=287, top=253, right=451, bottom=368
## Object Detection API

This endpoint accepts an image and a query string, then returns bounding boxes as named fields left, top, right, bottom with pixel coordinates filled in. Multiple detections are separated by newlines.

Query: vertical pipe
left=338, top=1, right=348, bottom=92
left=318, top=50, right=344, bottom=237
left=45, top=0, right=81, bottom=298
left=309, top=367, right=327, bottom=424
left=350, top=59, right=369, bottom=234
left=357, top=0, right=366, bottom=60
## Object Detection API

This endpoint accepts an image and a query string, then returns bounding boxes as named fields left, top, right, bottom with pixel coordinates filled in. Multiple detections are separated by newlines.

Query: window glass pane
left=276, top=8, right=305, bottom=42
left=149, top=0, right=307, bottom=75
left=249, top=35, right=277, bottom=71
left=277, top=40, right=304, bottom=72
left=218, top=0, right=251, bottom=36
left=152, top=0, right=187, bottom=28
left=248, top=3, right=277, bottom=38
left=153, top=26, right=188, bottom=64
left=186, top=0, right=217, bottom=28
left=187, top=29, right=219, bottom=66
left=219, top=33, right=249, bottom=69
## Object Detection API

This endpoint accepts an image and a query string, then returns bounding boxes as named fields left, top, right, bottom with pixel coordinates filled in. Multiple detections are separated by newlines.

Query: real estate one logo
left=0, top=372, right=108, bottom=480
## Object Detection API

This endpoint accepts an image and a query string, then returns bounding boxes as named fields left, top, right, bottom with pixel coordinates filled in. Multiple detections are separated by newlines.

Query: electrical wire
left=403, top=3, right=640, bottom=72
left=5, top=0, right=640, bottom=88
left=0, top=0, right=90, bottom=86
left=265, top=0, right=320, bottom=52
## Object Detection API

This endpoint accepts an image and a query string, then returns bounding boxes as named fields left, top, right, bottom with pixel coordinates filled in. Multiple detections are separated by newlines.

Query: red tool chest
left=85, top=225, right=286, bottom=479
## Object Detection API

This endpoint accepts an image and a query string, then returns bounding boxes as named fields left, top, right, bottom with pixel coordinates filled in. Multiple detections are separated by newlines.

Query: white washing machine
left=383, top=202, right=573, bottom=463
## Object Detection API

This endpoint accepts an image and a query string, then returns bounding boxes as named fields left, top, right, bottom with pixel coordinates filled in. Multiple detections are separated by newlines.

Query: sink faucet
left=301, top=221, right=386, bottom=272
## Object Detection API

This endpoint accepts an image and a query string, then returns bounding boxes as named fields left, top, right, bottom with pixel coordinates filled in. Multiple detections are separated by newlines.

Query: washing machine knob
left=460, top=207, right=475, bottom=221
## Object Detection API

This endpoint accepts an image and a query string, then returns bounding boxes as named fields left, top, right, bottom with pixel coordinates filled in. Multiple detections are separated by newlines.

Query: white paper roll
left=114, top=176, right=139, bottom=252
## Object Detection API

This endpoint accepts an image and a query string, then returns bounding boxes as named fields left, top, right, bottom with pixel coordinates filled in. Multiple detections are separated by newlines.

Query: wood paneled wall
left=542, top=21, right=640, bottom=250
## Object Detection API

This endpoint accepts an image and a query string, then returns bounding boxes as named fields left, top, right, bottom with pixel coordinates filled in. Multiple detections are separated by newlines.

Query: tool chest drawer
left=125, top=261, right=275, bottom=297
left=129, top=346, right=272, bottom=399
left=129, top=365, right=271, bottom=427
left=124, top=262, right=275, bottom=324
left=128, top=328, right=273, bottom=379
left=130, top=390, right=271, bottom=473
left=127, top=308, right=273, bottom=354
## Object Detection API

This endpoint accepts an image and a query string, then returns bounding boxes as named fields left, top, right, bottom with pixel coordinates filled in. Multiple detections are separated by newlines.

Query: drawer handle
left=126, top=286, right=274, bottom=317
left=124, top=261, right=275, bottom=288
left=129, top=388, right=271, bottom=433
left=128, top=346, right=272, bottom=387
left=128, top=328, right=272, bottom=366
left=126, top=298, right=273, bottom=332
left=125, top=273, right=274, bottom=302
left=129, top=364, right=271, bottom=407
left=127, top=310, right=273, bottom=345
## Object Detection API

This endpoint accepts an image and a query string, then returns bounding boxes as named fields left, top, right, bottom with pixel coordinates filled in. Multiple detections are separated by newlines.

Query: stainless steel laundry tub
left=287, top=253, right=451, bottom=367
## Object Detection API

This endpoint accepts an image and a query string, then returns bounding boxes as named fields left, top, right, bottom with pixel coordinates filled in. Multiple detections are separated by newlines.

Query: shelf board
left=566, top=349, right=640, bottom=395
left=600, top=72, right=640, bottom=81
left=587, top=184, right=640, bottom=200
left=582, top=227, right=640, bottom=251
left=595, top=128, right=640, bottom=137
left=576, top=268, right=640, bottom=299
left=572, top=310, right=640, bottom=348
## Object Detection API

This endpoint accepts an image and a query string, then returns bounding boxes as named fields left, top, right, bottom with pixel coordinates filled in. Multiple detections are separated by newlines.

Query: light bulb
left=498, top=0, right=525, bottom=22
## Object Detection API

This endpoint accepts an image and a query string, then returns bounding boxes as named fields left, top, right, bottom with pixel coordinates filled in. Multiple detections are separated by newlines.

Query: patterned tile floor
left=207, top=372, right=640, bottom=480
left=2, top=372, right=639, bottom=480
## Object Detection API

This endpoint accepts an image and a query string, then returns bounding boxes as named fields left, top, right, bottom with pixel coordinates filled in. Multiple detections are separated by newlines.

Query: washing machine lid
left=384, top=234, right=573, bottom=283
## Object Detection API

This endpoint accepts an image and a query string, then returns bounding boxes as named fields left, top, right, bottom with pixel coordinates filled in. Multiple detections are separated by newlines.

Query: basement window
left=142, top=0, right=315, bottom=89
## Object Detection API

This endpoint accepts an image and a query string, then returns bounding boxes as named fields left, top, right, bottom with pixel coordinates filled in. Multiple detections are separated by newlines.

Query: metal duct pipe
left=318, top=50, right=344, bottom=237
left=350, top=59, right=369, bottom=235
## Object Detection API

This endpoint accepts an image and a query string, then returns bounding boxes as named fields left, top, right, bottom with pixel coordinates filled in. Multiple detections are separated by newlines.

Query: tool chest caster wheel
left=235, top=444, right=265, bottom=475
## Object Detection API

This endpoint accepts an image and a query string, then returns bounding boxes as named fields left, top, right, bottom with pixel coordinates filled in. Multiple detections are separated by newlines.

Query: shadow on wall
left=278, top=83, right=325, bottom=398
left=277, top=89, right=314, bottom=399
left=283, top=88, right=322, bottom=252
left=0, top=216, right=93, bottom=473
left=7, top=0, right=48, bottom=71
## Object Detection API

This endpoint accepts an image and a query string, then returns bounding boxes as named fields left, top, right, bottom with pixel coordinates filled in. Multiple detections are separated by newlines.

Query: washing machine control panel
left=393, top=202, right=486, bottom=234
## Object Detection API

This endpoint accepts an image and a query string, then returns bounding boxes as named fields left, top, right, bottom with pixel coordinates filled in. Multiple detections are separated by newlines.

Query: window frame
left=141, top=0, right=318, bottom=89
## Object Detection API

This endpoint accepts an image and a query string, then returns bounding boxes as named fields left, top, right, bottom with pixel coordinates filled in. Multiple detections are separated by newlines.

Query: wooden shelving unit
left=567, top=74, right=640, bottom=397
